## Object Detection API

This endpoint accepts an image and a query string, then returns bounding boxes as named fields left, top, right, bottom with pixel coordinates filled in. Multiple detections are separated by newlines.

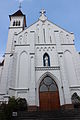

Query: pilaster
left=59, top=53, right=71, bottom=104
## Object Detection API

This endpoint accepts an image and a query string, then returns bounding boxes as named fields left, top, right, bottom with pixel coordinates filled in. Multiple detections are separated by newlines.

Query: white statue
left=44, top=56, right=48, bottom=66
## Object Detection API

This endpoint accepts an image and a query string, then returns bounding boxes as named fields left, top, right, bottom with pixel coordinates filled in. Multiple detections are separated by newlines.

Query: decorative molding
left=3, top=95, right=10, bottom=98
left=70, top=86, right=80, bottom=91
left=70, top=86, right=80, bottom=89
left=36, top=46, right=55, bottom=51
left=15, top=44, right=30, bottom=46
left=9, top=87, right=29, bottom=91
left=5, top=53, right=12, bottom=54
left=9, top=27, right=23, bottom=29
left=30, top=31, right=35, bottom=33
left=70, top=89, right=80, bottom=91
left=30, top=53, right=35, bottom=55
left=35, top=44, right=56, bottom=46
left=35, top=66, right=60, bottom=71
left=0, top=94, right=5, bottom=95
left=58, top=52, right=63, bottom=54
left=61, top=44, right=75, bottom=45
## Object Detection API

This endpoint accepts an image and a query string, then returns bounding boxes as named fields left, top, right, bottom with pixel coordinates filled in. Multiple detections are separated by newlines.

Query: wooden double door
left=39, top=76, right=60, bottom=111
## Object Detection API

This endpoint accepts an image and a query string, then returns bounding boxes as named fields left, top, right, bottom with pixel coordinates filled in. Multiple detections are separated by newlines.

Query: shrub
left=16, top=98, right=28, bottom=111
left=0, top=97, right=28, bottom=120
left=4, top=96, right=17, bottom=120
left=71, top=92, right=80, bottom=108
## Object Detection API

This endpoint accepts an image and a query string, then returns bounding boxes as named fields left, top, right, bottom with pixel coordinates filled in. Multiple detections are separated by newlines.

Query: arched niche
left=64, top=50, right=77, bottom=85
left=43, top=53, right=50, bottom=67
left=18, top=51, right=28, bottom=88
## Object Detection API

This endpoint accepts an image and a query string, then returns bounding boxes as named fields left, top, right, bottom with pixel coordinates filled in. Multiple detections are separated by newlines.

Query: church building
left=0, top=9, right=80, bottom=111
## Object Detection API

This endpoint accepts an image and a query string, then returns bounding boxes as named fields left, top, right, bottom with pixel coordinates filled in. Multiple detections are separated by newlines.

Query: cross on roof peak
left=39, top=9, right=47, bottom=21
left=40, top=9, right=46, bottom=16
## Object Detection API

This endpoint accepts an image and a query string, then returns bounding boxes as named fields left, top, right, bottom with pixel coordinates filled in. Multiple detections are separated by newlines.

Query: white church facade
left=0, top=9, right=80, bottom=111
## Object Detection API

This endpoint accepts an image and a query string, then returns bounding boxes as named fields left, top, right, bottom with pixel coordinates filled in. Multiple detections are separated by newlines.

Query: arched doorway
left=39, top=76, right=60, bottom=111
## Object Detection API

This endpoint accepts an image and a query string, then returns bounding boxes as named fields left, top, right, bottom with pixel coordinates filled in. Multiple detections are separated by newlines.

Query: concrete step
left=12, top=109, right=80, bottom=120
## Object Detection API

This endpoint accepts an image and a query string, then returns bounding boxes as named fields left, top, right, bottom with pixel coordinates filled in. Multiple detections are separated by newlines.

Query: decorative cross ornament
left=40, top=9, right=46, bottom=16
left=19, top=1, right=22, bottom=10
left=39, top=9, right=47, bottom=21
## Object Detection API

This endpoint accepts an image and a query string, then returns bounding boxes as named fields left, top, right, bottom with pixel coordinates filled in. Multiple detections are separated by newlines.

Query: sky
left=0, top=0, right=80, bottom=60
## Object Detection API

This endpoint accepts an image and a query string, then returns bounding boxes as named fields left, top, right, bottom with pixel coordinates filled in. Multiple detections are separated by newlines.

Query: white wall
left=0, top=11, right=80, bottom=107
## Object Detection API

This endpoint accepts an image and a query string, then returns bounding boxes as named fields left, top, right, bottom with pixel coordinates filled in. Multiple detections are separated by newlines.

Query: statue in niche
left=44, top=55, right=48, bottom=66
left=43, top=53, right=50, bottom=67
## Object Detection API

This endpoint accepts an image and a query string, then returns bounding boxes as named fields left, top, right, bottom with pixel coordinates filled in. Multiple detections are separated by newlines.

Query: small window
left=18, top=21, right=20, bottom=26
left=16, top=21, right=18, bottom=26
left=43, top=53, right=50, bottom=66
left=13, top=21, right=15, bottom=26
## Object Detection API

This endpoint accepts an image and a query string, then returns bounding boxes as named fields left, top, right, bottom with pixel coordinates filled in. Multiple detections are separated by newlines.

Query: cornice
left=15, top=44, right=30, bottom=46
left=35, top=66, right=60, bottom=71
left=35, top=44, right=56, bottom=46
left=61, top=44, right=75, bottom=45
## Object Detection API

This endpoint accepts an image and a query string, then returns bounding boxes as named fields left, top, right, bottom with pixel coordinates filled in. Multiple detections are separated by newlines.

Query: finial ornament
left=40, top=9, right=46, bottom=16
left=19, top=1, right=22, bottom=10
left=39, top=9, right=47, bottom=21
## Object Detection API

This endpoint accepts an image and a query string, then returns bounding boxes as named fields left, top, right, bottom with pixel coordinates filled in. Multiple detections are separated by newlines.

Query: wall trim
left=35, top=66, right=60, bottom=71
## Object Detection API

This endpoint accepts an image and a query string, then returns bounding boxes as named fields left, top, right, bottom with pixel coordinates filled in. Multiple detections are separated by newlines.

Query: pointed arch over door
left=39, top=75, right=60, bottom=111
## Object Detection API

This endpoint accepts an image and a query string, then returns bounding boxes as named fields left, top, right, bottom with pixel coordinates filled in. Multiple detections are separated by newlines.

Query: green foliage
left=71, top=92, right=80, bottom=108
left=16, top=97, right=28, bottom=111
left=0, top=97, right=28, bottom=120
left=4, top=96, right=17, bottom=120
left=0, top=110, right=6, bottom=120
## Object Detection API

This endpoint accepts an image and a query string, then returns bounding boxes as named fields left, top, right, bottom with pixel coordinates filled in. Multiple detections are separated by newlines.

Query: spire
left=39, top=9, right=47, bottom=22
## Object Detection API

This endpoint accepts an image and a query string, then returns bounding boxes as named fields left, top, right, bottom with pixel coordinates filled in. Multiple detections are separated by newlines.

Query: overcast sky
left=0, top=0, right=80, bottom=59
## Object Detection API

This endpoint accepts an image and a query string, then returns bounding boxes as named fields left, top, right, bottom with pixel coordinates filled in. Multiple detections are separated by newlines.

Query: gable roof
left=11, top=10, right=25, bottom=16
left=9, top=10, right=27, bottom=27
left=24, top=19, right=72, bottom=35
left=9, top=10, right=26, bottom=20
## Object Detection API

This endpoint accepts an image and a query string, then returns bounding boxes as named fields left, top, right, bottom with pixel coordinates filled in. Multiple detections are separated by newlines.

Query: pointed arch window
left=13, top=21, right=15, bottom=26
left=13, top=21, right=21, bottom=26
left=18, top=21, right=20, bottom=26
left=16, top=21, right=18, bottom=26
left=40, top=76, right=58, bottom=92
left=43, top=53, right=50, bottom=67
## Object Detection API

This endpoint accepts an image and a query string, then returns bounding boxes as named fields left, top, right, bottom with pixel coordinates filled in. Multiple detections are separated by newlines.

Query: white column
left=29, top=31, right=36, bottom=105
left=54, top=31, right=62, bottom=52
left=54, top=31, right=71, bottom=104
left=29, top=55, right=36, bottom=105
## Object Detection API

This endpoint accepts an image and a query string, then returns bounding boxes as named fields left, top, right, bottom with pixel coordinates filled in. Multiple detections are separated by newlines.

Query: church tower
left=0, top=9, right=26, bottom=100
left=6, top=9, right=26, bottom=53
